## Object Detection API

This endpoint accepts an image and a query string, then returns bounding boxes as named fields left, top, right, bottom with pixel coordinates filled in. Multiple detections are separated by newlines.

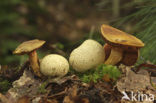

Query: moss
left=71, top=64, right=121, bottom=83
left=38, top=81, right=47, bottom=94
left=0, top=78, right=12, bottom=93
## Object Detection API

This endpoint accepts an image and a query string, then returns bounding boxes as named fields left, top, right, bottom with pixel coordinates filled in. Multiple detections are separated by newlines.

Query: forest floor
left=0, top=61, right=156, bottom=103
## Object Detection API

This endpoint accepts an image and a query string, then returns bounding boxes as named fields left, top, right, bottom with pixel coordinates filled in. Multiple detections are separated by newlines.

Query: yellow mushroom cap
left=101, top=24, right=144, bottom=48
left=13, top=39, right=45, bottom=55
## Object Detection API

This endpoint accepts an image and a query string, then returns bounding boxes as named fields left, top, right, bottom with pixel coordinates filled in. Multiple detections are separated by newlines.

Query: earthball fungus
left=13, top=39, right=45, bottom=77
left=101, top=24, right=144, bottom=66
left=40, top=54, right=69, bottom=77
left=69, top=39, right=105, bottom=72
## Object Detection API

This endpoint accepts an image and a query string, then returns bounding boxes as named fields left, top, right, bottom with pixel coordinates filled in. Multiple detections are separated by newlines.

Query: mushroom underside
left=104, top=44, right=139, bottom=66
left=104, top=46, right=123, bottom=65
left=121, top=50, right=139, bottom=66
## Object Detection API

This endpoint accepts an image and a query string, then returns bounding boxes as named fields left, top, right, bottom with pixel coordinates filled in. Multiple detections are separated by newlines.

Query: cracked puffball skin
left=69, top=39, right=105, bottom=72
left=40, top=54, right=69, bottom=77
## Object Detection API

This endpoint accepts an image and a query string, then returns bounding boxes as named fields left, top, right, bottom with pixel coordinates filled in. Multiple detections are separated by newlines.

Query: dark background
left=0, top=0, right=155, bottom=65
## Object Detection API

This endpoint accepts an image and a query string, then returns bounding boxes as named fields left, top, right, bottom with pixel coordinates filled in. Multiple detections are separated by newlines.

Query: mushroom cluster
left=13, top=39, right=69, bottom=77
left=69, top=39, right=105, bottom=72
left=101, top=24, right=144, bottom=66
left=13, top=24, right=145, bottom=77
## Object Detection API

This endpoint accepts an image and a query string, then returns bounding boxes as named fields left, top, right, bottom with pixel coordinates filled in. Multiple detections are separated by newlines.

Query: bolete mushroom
left=13, top=39, right=45, bottom=77
left=101, top=24, right=144, bottom=65
left=40, top=54, right=69, bottom=77
left=69, top=39, right=105, bottom=72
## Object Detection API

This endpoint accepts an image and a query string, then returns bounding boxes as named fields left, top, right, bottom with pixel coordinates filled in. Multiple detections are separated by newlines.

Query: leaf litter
left=0, top=63, right=156, bottom=103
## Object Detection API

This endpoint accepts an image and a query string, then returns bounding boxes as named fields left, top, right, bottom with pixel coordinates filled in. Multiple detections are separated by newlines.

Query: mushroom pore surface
left=69, top=39, right=105, bottom=72
left=40, top=54, right=69, bottom=77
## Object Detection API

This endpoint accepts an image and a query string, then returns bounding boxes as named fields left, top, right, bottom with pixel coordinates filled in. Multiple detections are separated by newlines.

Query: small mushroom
left=40, top=54, right=69, bottom=77
left=101, top=24, right=144, bottom=65
left=69, top=39, right=105, bottom=72
left=13, top=39, right=45, bottom=77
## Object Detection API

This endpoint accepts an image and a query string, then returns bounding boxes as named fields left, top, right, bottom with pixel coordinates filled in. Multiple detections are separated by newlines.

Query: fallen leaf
left=0, top=93, right=9, bottom=103
left=102, top=74, right=111, bottom=82
left=117, top=67, right=152, bottom=92
left=16, top=96, right=30, bottom=103
left=39, top=98, right=58, bottom=103
left=117, top=67, right=156, bottom=102
left=63, top=85, right=78, bottom=103
left=6, top=69, right=42, bottom=102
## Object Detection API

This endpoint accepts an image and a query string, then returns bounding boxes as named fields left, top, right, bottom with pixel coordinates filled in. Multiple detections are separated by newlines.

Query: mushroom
left=69, top=39, right=105, bottom=72
left=101, top=24, right=144, bottom=65
left=13, top=39, right=45, bottom=77
left=40, top=54, right=69, bottom=77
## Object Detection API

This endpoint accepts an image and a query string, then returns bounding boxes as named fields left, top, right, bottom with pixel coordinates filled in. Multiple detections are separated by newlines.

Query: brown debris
left=135, top=62, right=156, bottom=73
left=0, top=61, right=29, bottom=81
left=63, top=85, right=90, bottom=103
left=16, top=96, right=30, bottom=103
left=0, top=93, right=8, bottom=103
left=39, top=98, right=58, bottom=103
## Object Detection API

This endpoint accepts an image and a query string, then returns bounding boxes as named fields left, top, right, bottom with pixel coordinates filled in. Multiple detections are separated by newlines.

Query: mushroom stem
left=29, top=50, right=42, bottom=77
left=104, top=47, right=123, bottom=65
left=121, top=49, right=139, bottom=66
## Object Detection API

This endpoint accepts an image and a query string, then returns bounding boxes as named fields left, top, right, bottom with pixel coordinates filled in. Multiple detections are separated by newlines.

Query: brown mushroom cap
left=101, top=24, right=144, bottom=48
left=13, top=39, right=45, bottom=55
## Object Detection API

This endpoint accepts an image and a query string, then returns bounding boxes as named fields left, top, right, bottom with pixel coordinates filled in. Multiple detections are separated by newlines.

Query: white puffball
left=40, top=54, right=69, bottom=77
left=69, top=39, right=105, bottom=72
